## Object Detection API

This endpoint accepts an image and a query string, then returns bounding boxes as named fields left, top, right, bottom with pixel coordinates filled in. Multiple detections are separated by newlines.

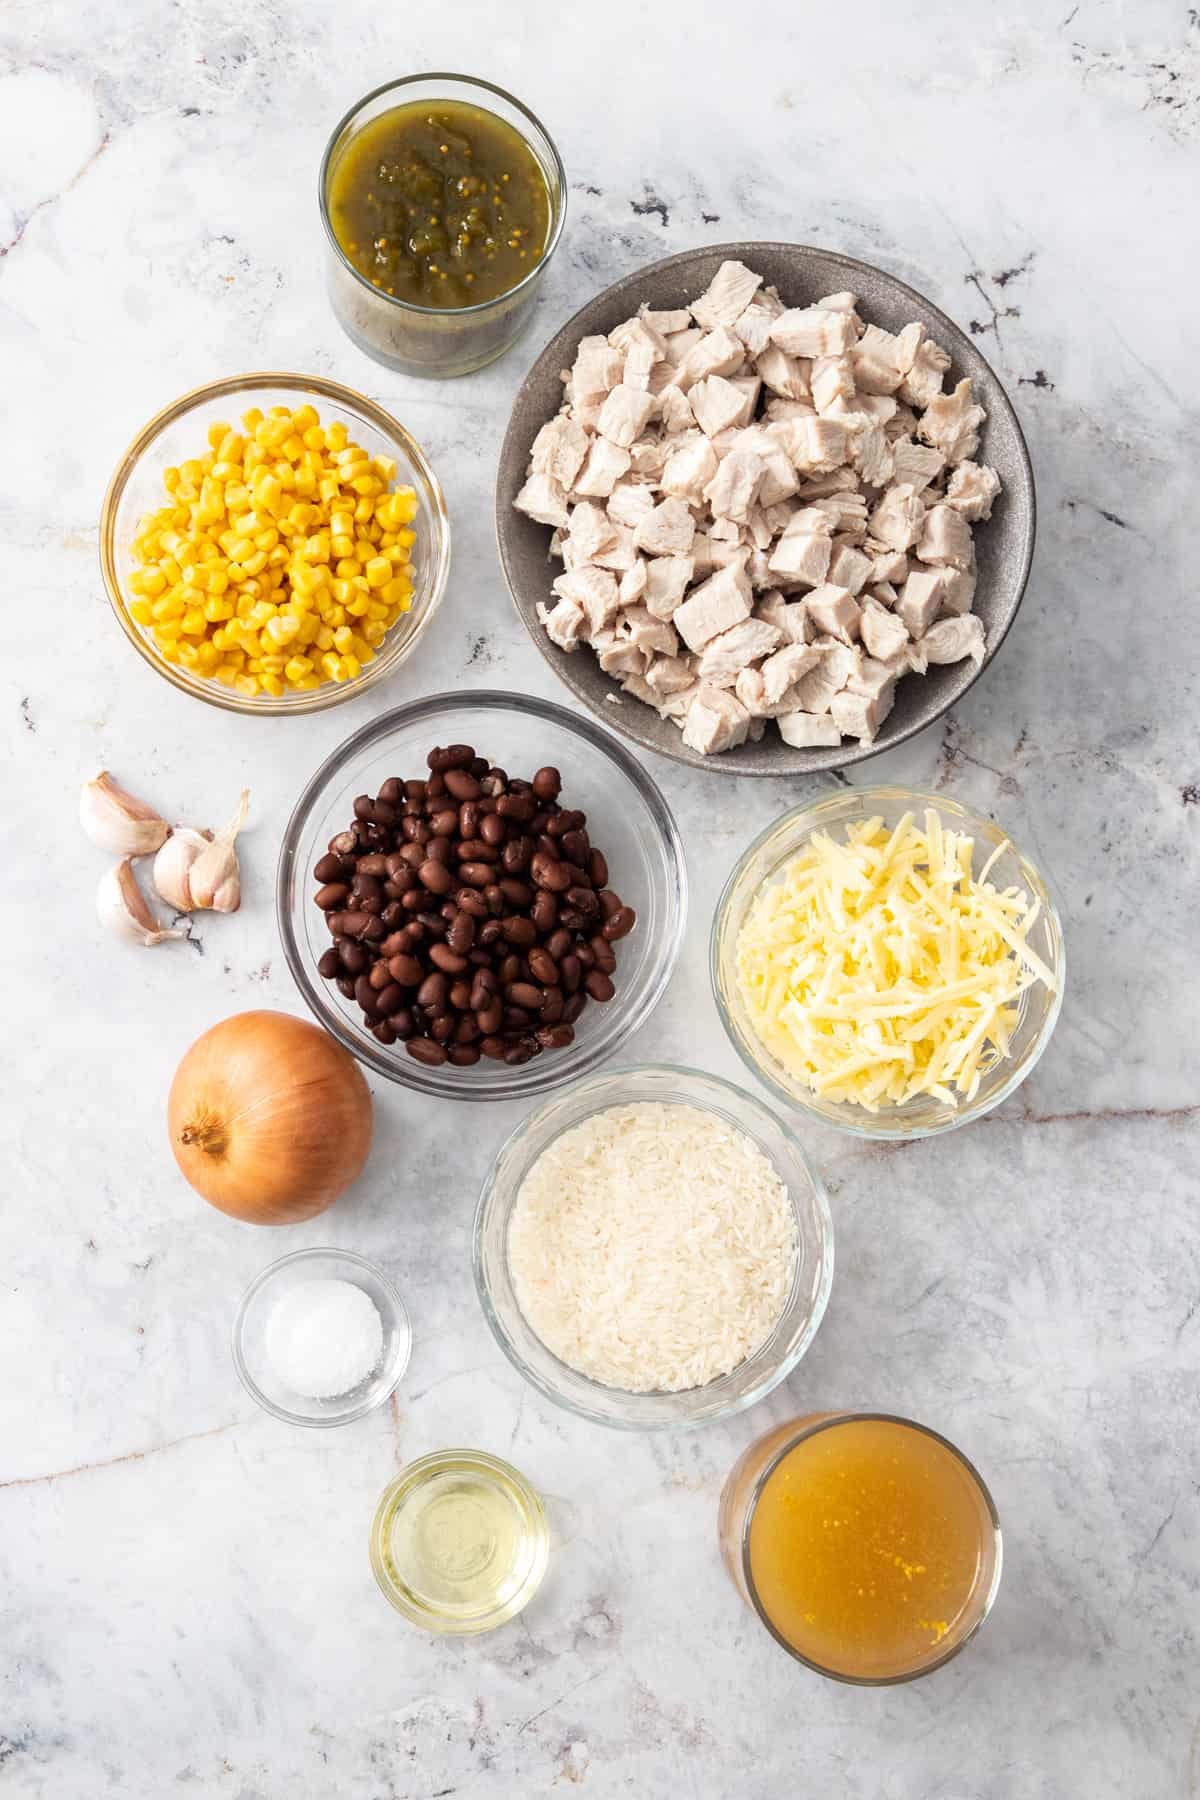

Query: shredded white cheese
left=736, top=809, right=1057, bottom=1111
left=507, top=1102, right=797, bottom=1393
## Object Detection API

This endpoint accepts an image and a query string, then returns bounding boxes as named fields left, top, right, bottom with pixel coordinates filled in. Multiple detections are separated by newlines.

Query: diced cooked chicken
left=778, top=710, right=843, bottom=749
left=670, top=326, right=745, bottom=392
left=644, top=555, right=694, bottom=619
left=767, top=524, right=832, bottom=587
left=681, top=684, right=752, bottom=754
left=597, top=383, right=656, bottom=448
left=770, top=307, right=857, bottom=358
left=810, top=356, right=856, bottom=414
left=895, top=568, right=946, bottom=638
left=633, top=496, right=696, bottom=557
left=803, top=583, right=861, bottom=644
left=897, top=331, right=951, bottom=409
left=553, top=564, right=621, bottom=634
left=921, top=614, right=986, bottom=664
left=916, top=503, right=974, bottom=570
left=572, top=436, right=632, bottom=498
left=890, top=435, right=946, bottom=492
left=831, top=681, right=894, bottom=743
left=696, top=618, right=783, bottom=684
left=945, top=460, right=1001, bottom=521
left=859, top=597, right=910, bottom=662
left=918, top=378, right=984, bottom=463
left=536, top=597, right=585, bottom=651
left=756, top=345, right=811, bottom=402
left=868, top=482, right=926, bottom=551
left=690, top=373, right=754, bottom=438
left=704, top=446, right=766, bottom=524
left=515, top=472, right=570, bottom=528
left=755, top=589, right=811, bottom=644
left=661, top=435, right=719, bottom=504
left=674, top=557, right=754, bottom=650
left=828, top=541, right=873, bottom=595
left=530, top=415, right=590, bottom=490
left=691, top=259, right=763, bottom=330
left=521, top=262, right=998, bottom=755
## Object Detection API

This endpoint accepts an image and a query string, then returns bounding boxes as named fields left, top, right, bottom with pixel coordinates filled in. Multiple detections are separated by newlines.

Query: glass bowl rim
left=710, top=783, right=1068, bottom=1141
left=98, top=369, right=452, bottom=716
left=318, top=71, right=568, bottom=320
left=369, top=1446, right=549, bottom=1631
left=232, top=1244, right=412, bottom=1427
left=276, top=688, right=689, bottom=1097
left=737, top=1410, right=1003, bottom=1685
left=471, top=1060, right=835, bottom=1431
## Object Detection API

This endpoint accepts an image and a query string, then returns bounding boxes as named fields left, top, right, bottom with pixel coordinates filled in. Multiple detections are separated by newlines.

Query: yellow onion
left=168, top=1010, right=372, bottom=1224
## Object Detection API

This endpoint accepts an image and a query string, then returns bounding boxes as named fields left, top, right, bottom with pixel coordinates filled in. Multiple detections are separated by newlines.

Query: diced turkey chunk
left=869, top=482, right=926, bottom=551
left=644, top=555, right=694, bottom=619
left=803, top=583, right=861, bottom=644
left=945, top=460, right=1001, bottom=521
left=770, top=307, right=857, bottom=358
left=530, top=416, right=590, bottom=490
left=918, top=378, right=985, bottom=463
left=921, top=614, right=986, bottom=664
left=597, top=384, right=656, bottom=448
left=898, top=333, right=951, bottom=410
left=778, top=710, right=843, bottom=749
left=690, top=374, right=754, bottom=438
left=674, top=557, right=754, bottom=650
left=572, top=436, right=632, bottom=498
left=670, top=326, right=745, bottom=392
left=704, top=446, right=766, bottom=524
left=634, top=496, right=696, bottom=556
left=767, top=525, right=832, bottom=587
left=691, top=259, right=763, bottom=330
left=682, top=684, right=752, bottom=754
left=697, top=617, right=784, bottom=683
left=917, top=503, right=974, bottom=570
left=830, top=681, right=894, bottom=743
left=536, top=598, right=585, bottom=651
left=520, top=261, right=998, bottom=754
left=553, top=564, right=621, bottom=634
left=515, top=472, right=570, bottom=528
left=859, top=597, right=910, bottom=663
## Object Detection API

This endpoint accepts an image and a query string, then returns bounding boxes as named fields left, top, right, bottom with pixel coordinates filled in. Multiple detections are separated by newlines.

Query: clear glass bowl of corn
left=99, top=373, right=451, bottom=715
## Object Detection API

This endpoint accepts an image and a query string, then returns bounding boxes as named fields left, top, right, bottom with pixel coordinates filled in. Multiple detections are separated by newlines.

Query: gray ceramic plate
left=495, top=242, right=1036, bottom=776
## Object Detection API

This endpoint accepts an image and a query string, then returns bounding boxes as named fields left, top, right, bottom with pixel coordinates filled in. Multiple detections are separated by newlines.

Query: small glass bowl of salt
left=233, top=1247, right=412, bottom=1427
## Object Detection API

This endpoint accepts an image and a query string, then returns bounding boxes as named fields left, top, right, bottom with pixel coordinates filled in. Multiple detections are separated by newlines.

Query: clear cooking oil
left=370, top=1450, right=549, bottom=1634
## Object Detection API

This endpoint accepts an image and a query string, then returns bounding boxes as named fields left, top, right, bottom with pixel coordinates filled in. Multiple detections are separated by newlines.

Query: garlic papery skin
left=80, top=772, right=170, bottom=856
left=188, top=790, right=249, bottom=914
left=152, top=828, right=212, bottom=913
left=97, top=860, right=187, bottom=946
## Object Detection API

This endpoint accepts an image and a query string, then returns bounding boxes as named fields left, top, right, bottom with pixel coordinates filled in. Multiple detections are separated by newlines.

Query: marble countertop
left=2, top=1, right=1197, bottom=1794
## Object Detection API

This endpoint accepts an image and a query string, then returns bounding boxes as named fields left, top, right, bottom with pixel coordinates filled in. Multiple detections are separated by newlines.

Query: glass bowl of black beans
left=277, top=690, right=688, bottom=1098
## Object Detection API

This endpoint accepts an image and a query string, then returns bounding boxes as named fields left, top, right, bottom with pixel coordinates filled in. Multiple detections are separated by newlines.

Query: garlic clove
left=189, top=789, right=249, bottom=914
left=152, top=827, right=212, bottom=913
left=97, top=860, right=187, bottom=946
left=80, top=771, right=170, bottom=856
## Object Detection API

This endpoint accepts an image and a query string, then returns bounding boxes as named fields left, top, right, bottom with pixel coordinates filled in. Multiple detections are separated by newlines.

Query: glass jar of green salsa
left=320, top=76, right=566, bottom=379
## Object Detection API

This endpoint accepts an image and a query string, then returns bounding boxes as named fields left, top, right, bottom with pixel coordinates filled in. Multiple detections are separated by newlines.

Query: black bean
left=602, top=905, right=637, bottom=941
left=562, top=991, right=587, bottom=1024
left=429, top=943, right=469, bottom=975
left=406, top=1038, right=447, bottom=1066
left=443, top=768, right=481, bottom=801
left=536, top=1023, right=574, bottom=1049
left=427, top=743, right=476, bottom=773
left=314, top=882, right=349, bottom=911
left=417, top=971, right=448, bottom=1011
left=532, top=766, right=561, bottom=802
left=318, top=948, right=341, bottom=978
left=528, top=947, right=558, bottom=986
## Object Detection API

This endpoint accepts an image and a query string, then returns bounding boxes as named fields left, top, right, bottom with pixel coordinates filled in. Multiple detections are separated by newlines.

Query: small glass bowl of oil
left=370, top=1450, right=549, bottom=1634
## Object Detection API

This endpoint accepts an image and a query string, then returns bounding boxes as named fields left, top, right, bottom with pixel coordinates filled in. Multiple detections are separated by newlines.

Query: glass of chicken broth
left=718, top=1413, right=1002, bottom=1683
left=320, top=75, right=566, bottom=378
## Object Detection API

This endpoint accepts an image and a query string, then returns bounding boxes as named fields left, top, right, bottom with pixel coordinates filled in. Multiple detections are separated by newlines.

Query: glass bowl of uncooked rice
left=472, top=1064, right=833, bottom=1428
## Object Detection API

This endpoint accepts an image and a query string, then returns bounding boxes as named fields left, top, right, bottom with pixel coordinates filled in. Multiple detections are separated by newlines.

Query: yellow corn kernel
left=345, top=594, right=369, bottom=617
left=234, top=673, right=260, bottom=697
left=362, top=620, right=387, bottom=647
left=320, top=651, right=341, bottom=681
left=261, top=673, right=285, bottom=697
left=181, top=608, right=207, bottom=636
left=373, top=454, right=398, bottom=482
left=381, top=576, right=411, bottom=607
left=151, top=593, right=185, bottom=622
left=363, top=556, right=391, bottom=589
left=212, top=662, right=239, bottom=687
left=130, top=598, right=153, bottom=626
left=178, top=642, right=201, bottom=668
left=340, top=653, right=361, bottom=679
left=283, top=655, right=313, bottom=682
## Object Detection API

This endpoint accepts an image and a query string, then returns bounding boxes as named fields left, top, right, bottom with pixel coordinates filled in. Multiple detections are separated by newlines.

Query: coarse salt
left=266, top=1278, right=384, bottom=1399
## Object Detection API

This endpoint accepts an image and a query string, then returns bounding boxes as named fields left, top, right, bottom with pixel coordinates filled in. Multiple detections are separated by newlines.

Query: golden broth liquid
left=747, top=1417, right=997, bottom=1680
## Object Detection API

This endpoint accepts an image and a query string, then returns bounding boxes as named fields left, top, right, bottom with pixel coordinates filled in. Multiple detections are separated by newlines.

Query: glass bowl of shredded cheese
left=474, top=1064, right=834, bottom=1429
left=712, top=788, right=1065, bottom=1139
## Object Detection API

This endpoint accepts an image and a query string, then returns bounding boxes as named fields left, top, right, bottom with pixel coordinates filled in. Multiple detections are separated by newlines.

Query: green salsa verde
left=328, top=100, right=552, bottom=309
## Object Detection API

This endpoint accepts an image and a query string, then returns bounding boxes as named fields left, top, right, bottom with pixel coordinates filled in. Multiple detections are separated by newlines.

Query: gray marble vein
left=1, top=1, right=1197, bottom=1795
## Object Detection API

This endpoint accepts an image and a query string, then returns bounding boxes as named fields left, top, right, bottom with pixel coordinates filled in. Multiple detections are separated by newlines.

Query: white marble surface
left=2, top=1, right=1198, bottom=1794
